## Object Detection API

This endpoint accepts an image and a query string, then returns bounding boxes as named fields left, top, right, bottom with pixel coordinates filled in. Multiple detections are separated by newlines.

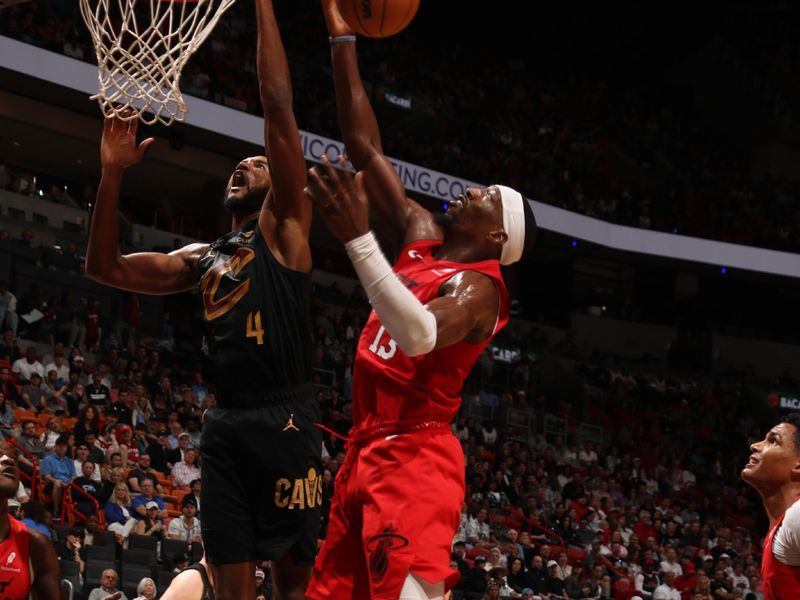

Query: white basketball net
left=79, top=0, right=236, bottom=126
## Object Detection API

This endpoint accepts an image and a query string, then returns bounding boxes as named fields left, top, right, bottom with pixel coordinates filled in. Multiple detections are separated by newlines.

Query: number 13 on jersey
left=368, top=325, right=396, bottom=360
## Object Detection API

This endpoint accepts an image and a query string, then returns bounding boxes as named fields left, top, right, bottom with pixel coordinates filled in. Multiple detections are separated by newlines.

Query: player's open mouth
left=231, top=170, right=247, bottom=189
left=451, top=194, right=468, bottom=209
left=744, top=455, right=758, bottom=468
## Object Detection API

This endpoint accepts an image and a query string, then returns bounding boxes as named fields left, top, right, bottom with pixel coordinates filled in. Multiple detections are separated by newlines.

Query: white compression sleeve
left=773, top=500, right=800, bottom=566
left=399, top=573, right=445, bottom=600
left=345, top=232, right=437, bottom=357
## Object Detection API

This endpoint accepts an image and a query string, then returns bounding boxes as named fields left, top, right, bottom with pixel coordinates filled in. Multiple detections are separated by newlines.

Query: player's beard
left=223, top=185, right=268, bottom=215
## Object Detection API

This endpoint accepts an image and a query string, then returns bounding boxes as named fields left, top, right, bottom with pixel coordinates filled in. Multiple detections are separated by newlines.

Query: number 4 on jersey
left=246, top=310, right=264, bottom=345
left=368, top=325, right=396, bottom=360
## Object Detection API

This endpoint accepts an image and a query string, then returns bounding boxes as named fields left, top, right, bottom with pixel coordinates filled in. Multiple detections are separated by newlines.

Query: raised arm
left=321, top=0, right=417, bottom=252
left=255, top=0, right=311, bottom=272
left=306, top=158, right=498, bottom=354
left=85, top=113, right=206, bottom=295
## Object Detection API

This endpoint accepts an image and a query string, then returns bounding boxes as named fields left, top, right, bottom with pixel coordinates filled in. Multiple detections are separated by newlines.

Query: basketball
left=337, top=0, right=420, bottom=38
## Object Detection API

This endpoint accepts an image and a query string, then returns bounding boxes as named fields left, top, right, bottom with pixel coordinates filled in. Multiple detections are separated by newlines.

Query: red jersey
left=0, top=517, right=32, bottom=600
left=352, top=240, right=510, bottom=428
left=762, top=498, right=800, bottom=600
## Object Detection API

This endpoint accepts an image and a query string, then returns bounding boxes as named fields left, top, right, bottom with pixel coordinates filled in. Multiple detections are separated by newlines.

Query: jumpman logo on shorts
left=283, top=413, right=300, bottom=432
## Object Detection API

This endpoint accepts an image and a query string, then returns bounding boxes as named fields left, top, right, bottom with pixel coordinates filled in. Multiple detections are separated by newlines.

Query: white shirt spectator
left=12, top=358, right=44, bottom=382
left=166, top=515, right=202, bottom=542
left=659, top=560, right=683, bottom=577
left=652, top=582, right=681, bottom=600
left=74, top=460, right=102, bottom=482
left=44, top=360, right=70, bottom=382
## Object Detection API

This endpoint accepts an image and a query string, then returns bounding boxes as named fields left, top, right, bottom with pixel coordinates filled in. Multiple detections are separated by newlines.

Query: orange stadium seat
left=13, top=408, right=36, bottom=423
left=61, top=417, right=77, bottom=432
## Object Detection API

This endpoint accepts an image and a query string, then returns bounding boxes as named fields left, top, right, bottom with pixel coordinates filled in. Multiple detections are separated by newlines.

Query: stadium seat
left=161, top=538, right=189, bottom=566
left=128, top=534, right=158, bottom=553
left=157, top=570, right=175, bottom=591
left=61, top=417, right=77, bottom=431
left=122, top=547, right=157, bottom=569
left=92, top=529, right=117, bottom=546
left=191, top=542, right=203, bottom=562
left=121, top=564, right=151, bottom=599
left=87, top=544, right=116, bottom=564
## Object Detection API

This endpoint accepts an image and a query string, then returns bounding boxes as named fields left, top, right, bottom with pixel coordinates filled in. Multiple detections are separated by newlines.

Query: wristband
left=329, top=34, right=356, bottom=43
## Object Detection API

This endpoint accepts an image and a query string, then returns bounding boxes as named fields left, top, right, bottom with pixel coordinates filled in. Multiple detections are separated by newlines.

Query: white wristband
left=345, top=232, right=437, bottom=357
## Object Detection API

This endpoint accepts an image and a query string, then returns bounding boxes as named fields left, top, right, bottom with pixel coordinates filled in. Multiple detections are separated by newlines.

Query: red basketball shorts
left=307, top=428, right=465, bottom=599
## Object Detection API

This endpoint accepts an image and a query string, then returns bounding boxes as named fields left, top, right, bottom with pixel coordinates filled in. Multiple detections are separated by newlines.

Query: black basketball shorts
left=200, top=391, right=322, bottom=565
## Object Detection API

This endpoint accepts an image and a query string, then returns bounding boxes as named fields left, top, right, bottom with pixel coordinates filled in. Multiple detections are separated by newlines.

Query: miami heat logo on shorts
left=366, top=524, right=409, bottom=583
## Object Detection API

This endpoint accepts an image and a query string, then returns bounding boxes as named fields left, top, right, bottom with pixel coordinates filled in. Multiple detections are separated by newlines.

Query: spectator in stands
left=39, top=416, right=61, bottom=450
left=133, top=501, right=165, bottom=541
left=0, top=367, right=21, bottom=409
left=0, top=282, right=18, bottom=337
left=101, top=466, right=125, bottom=505
left=146, top=429, right=171, bottom=474
left=465, top=555, right=489, bottom=596
left=653, top=570, right=681, bottom=600
left=86, top=371, right=111, bottom=408
left=20, top=372, right=50, bottom=413
left=74, top=405, right=100, bottom=441
left=12, top=346, right=43, bottom=384
left=0, top=391, right=14, bottom=439
left=15, top=419, right=43, bottom=476
left=171, top=447, right=200, bottom=488
left=134, top=577, right=157, bottom=600
left=131, top=394, right=153, bottom=427
left=127, top=453, right=162, bottom=495
left=56, top=526, right=86, bottom=575
left=105, top=482, right=136, bottom=545
left=40, top=433, right=74, bottom=516
left=89, top=568, right=128, bottom=600
left=132, top=479, right=167, bottom=520
left=72, top=443, right=99, bottom=482
left=43, top=350, right=69, bottom=383
left=0, top=330, right=20, bottom=364
left=72, top=460, right=104, bottom=516
left=80, top=513, right=100, bottom=546
left=184, top=478, right=201, bottom=516
left=42, top=369, right=67, bottom=412
left=166, top=498, right=202, bottom=544
left=563, top=562, right=585, bottom=598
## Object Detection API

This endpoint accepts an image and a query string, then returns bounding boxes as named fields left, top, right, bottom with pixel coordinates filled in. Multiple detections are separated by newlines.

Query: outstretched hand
left=321, top=0, right=353, bottom=36
left=100, top=109, right=154, bottom=170
left=305, top=155, right=369, bottom=244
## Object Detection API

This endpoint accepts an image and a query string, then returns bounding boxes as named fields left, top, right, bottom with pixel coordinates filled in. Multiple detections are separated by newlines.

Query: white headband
left=496, top=184, right=525, bottom=265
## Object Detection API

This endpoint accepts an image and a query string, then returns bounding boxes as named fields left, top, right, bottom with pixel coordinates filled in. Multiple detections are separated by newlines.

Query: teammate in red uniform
left=0, top=445, right=65, bottom=599
left=741, top=413, right=800, bottom=599
left=305, top=4, right=536, bottom=598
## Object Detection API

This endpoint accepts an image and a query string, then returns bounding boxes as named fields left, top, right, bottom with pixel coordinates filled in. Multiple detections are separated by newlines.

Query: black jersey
left=197, top=220, right=312, bottom=403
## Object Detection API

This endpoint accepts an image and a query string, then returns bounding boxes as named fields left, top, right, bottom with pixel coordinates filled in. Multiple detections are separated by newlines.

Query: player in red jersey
left=0, top=444, right=66, bottom=599
left=305, top=3, right=536, bottom=598
left=741, top=413, right=800, bottom=599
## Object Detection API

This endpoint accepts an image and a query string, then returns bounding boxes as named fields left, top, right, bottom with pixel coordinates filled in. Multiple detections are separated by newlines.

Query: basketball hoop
left=79, top=0, right=236, bottom=126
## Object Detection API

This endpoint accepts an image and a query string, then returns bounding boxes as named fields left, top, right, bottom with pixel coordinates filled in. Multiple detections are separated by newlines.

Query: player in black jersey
left=85, top=0, right=318, bottom=598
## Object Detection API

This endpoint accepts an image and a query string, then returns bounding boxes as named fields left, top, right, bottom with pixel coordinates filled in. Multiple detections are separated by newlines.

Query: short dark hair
left=21, top=420, right=35, bottom=429
left=781, top=413, right=800, bottom=453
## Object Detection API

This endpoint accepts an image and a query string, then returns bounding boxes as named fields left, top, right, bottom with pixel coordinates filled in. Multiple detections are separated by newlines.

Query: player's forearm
left=345, top=232, right=436, bottom=356
left=255, top=0, right=293, bottom=109
left=85, top=167, right=125, bottom=284
left=330, top=41, right=383, bottom=169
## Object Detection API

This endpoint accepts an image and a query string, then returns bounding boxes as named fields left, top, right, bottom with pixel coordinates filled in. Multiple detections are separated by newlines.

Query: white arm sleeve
left=773, top=500, right=800, bottom=566
left=345, top=232, right=437, bottom=357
